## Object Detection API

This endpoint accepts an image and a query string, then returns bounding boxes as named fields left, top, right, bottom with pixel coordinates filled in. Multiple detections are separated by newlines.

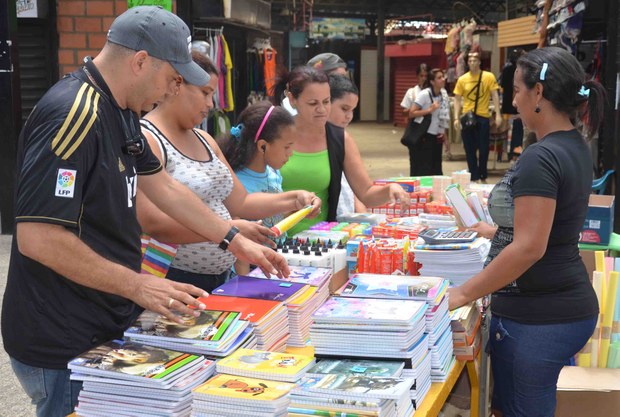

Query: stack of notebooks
left=310, top=297, right=428, bottom=363
left=212, top=276, right=314, bottom=349
left=450, top=302, right=483, bottom=361
left=191, top=374, right=294, bottom=417
left=69, top=339, right=215, bottom=417
left=429, top=325, right=455, bottom=382
left=124, top=309, right=253, bottom=357
left=305, top=357, right=430, bottom=409
left=216, top=348, right=315, bottom=383
left=335, top=274, right=452, bottom=388
left=412, top=238, right=491, bottom=286
left=424, top=295, right=454, bottom=383
left=402, top=351, right=432, bottom=408
left=290, top=374, right=415, bottom=417
left=201, top=294, right=290, bottom=352
left=247, top=265, right=333, bottom=347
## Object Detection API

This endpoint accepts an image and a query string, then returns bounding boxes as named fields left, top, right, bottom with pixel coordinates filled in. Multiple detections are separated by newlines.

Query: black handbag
left=459, top=71, right=483, bottom=131
left=460, top=110, right=477, bottom=130
left=400, top=90, right=433, bottom=147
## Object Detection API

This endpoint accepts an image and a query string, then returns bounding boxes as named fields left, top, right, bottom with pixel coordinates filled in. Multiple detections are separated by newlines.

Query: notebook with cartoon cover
left=124, top=309, right=241, bottom=346
left=215, top=348, right=315, bottom=382
left=68, top=340, right=204, bottom=385
left=193, top=374, right=295, bottom=404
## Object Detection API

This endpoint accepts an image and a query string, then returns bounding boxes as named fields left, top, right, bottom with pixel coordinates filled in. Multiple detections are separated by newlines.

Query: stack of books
left=412, top=238, right=491, bottom=286
left=69, top=340, right=215, bottom=417
left=450, top=302, right=483, bottom=361
left=191, top=374, right=294, bottom=417
left=247, top=266, right=332, bottom=347
left=215, top=348, right=315, bottom=383
left=289, top=374, right=415, bottom=417
left=334, top=273, right=452, bottom=387
left=212, top=276, right=315, bottom=350
left=201, top=294, right=290, bottom=352
left=124, top=309, right=253, bottom=357
left=430, top=326, right=455, bottom=382
left=310, top=297, right=428, bottom=362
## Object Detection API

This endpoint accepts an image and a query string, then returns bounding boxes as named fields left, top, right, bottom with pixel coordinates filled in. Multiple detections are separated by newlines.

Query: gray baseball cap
left=107, top=6, right=210, bottom=86
left=307, top=53, right=347, bottom=73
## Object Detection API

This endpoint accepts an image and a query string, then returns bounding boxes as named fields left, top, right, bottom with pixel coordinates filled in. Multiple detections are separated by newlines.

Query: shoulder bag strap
left=472, top=71, right=483, bottom=115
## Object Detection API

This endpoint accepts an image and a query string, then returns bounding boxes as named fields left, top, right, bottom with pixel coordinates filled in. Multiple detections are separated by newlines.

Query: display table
left=414, top=359, right=479, bottom=417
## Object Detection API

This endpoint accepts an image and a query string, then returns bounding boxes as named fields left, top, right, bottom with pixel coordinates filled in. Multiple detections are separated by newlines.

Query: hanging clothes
left=263, top=48, right=277, bottom=97
left=221, top=35, right=234, bottom=112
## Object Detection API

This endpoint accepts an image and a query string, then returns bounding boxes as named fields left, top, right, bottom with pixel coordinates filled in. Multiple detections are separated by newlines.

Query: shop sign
left=127, top=0, right=172, bottom=12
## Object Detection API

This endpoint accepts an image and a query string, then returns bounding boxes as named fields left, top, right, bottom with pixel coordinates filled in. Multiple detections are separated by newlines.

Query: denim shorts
left=488, top=315, right=597, bottom=417
left=10, top=357, right=82, bottom=417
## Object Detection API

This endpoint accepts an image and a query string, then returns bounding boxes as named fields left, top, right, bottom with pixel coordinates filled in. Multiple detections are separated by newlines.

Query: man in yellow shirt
left=453, top=52, right=502, bottom=182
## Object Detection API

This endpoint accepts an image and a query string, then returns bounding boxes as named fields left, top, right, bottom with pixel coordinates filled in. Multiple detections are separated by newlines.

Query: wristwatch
left=218, top=226, right=240, bottom=251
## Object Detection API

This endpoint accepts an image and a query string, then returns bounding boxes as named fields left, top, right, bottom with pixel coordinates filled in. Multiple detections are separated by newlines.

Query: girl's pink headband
left=255, top=105, right=275, bottom=142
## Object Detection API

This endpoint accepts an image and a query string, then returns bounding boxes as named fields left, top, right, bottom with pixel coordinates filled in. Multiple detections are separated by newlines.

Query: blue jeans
left=489, top=315, right=597, bottom=417
left=461, top=115, right=490, bottom=181
left=10, top=357, right=82, bottom=417
left=166, top=267, right=233, bottom=293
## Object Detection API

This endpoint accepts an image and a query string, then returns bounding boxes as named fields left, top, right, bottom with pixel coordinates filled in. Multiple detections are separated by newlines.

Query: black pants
left=407, top=132, right=439, bottom=176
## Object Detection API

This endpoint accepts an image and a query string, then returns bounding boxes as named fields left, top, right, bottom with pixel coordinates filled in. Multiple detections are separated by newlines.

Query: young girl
left=224, top=101, right=297, bottom=243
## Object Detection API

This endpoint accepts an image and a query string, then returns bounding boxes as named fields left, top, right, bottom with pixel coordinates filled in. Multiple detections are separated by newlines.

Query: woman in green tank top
left=275, top=66, right=411, bottom=235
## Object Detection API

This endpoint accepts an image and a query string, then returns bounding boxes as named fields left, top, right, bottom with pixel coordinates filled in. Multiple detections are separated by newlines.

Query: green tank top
left=281, top=150, right=330, bottom=235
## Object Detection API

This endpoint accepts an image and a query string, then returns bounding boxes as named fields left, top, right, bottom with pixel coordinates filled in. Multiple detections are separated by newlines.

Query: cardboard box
left=555, top=367, right=620, bottom=417
left=580, top=195, right=615, bottom=245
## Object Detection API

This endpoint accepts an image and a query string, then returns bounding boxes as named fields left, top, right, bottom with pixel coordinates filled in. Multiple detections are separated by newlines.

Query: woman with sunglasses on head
left=136, top=52, right=320, bottom=292
left=273, top=66, right=410, bottom=235
left=448, top=47, right=606, bottom=417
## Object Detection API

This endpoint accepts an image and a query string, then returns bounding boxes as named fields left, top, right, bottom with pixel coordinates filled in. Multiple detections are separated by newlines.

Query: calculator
left=418, top=228, right=477, bottom=245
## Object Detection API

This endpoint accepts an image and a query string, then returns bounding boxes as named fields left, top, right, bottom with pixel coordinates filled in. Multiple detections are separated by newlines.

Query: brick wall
left=56, top=1, right=177, bottom=77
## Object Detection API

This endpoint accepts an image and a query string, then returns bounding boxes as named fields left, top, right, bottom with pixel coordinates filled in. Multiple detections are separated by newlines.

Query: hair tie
left=230, top=124, right=244, bottom=139
left=578, top=85, right=590, bottom=98
left=255, top=106, right=275, bottom=143
left=539, top=63, right=548, bottom=81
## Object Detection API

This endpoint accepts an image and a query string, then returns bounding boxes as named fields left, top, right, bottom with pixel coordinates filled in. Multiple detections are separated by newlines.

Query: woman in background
left=404, top=68, right=450, bottom=175
left=448, top=47, right=605, bottom=417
